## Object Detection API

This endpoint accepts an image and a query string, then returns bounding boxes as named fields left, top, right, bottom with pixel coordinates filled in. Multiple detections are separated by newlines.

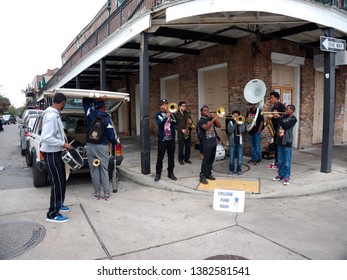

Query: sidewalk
left=118, top=136, right=347, bottom=198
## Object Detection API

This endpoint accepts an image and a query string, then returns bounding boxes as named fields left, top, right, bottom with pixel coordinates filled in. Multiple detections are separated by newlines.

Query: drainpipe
left=107, top=0, right=111, bottom=36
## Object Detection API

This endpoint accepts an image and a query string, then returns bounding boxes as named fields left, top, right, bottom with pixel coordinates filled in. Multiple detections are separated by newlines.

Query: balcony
left=41, top=0, right=347, bottom=93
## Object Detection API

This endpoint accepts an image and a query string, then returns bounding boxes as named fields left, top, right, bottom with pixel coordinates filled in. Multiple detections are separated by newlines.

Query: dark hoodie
left=83, top=98, right=117, bottom=146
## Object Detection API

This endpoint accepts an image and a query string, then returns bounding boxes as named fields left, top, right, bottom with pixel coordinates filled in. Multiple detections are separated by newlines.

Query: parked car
left=19, top=114, right=41, bottom=155
left=26, top=88, right=129, bottom=187
left=2, top=114, right=11, bottom=125
left=9, top=115, right=17, bottom=124
left=21, top=109, right=44, bottom=124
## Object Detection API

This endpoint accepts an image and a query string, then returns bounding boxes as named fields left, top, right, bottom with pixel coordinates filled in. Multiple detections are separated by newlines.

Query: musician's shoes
left=238, top=171, right=243, bottom=176
left=254, top=160, right=262, bottom=166
left=283, top=178, right=291, bottom=185
left=92, top=192, right=100, bottom=200
left=227, top=172, right=233, bottom=177
left=168, top=173, right=177, bottom=181
left=247, top=159, right=255, bottom=164
left=272, top=176, right=283, bottom=181
left=206, top=175, right=216, bottom=180
left=60, top=205, right=70, bottom=212
left=104, top=192, right=111, bottom=201
left=154, top=174, right=161, bottom=182
left=267, top=163, right=279, bottom=169
left=184, top=160, right=192, bottom=164
left=200, top=177, right=208, bottom=184
left=179, top=161, right=184, bottom=165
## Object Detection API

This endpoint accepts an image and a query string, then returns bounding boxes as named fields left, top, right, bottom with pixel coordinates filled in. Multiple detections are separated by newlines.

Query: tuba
left=243, top=79, right=266, bottom=131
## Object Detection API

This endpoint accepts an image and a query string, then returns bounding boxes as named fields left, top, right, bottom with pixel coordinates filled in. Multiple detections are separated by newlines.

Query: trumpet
left=261, top=111, right=285, bottom=115
left=93, top=158, right=100, bottom=167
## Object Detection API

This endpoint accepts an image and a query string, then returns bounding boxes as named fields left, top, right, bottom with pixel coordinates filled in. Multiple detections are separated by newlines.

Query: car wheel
left=21, top=142, right=26, bottom=156
left=33, top=161, right=48, bottom=188
left=25, top=147, right=33, bottom=167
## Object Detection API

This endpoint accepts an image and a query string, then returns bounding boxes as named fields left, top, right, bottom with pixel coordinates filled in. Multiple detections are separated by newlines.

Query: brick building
left=39, top=0, right=347, bottom=167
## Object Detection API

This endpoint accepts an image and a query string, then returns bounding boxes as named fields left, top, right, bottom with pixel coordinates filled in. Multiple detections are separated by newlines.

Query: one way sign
left=320, top=36, right=346, bottom=52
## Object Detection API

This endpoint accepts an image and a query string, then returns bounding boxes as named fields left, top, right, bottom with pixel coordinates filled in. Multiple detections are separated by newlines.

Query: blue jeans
left=229, top=144, right=243, bottom=172
left=277, top=144, right=292, bottom=179
left=249, top=132, right=262, bottom=161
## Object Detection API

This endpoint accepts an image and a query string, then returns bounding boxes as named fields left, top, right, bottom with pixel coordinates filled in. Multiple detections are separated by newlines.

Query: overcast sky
left=0, top=0, right=106, bottom=108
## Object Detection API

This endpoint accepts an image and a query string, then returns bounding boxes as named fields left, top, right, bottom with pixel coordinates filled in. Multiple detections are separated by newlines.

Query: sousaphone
left=243, top=79, right=266, bottom=131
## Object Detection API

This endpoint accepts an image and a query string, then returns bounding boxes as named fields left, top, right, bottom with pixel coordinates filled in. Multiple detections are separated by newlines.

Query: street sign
left=320, top=36, right=346, bottom=52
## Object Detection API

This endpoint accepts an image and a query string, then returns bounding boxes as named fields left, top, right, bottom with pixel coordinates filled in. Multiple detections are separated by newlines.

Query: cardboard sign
left=213, top=189, right=245, bottom=212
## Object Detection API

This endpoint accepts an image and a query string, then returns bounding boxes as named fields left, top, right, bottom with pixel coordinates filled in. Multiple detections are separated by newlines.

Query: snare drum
left=61, top=147, right=84, bottom=170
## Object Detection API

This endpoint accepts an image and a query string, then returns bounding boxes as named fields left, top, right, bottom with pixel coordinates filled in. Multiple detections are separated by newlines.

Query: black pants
left=200, top=145, right=216, bottom=179
left=177, top=132, right=191, bottom=162
left=156, top=139, right=175, bottom=175
left=43, top=152, right=66, bottom=219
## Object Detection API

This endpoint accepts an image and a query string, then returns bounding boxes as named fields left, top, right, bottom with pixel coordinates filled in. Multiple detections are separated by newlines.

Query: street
left=0, top=124, right=346, bottom=260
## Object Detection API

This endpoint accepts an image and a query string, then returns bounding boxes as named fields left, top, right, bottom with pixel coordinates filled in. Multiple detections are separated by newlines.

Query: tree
left=0, top=95, right=11, bottom=115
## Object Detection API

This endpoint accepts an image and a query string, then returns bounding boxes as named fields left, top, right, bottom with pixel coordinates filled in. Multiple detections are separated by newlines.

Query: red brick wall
left=111, top=34, right=347, bottom=149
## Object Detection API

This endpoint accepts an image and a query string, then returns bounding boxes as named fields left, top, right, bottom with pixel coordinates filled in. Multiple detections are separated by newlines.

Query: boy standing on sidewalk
left=272, top=105, right=297, bottom=185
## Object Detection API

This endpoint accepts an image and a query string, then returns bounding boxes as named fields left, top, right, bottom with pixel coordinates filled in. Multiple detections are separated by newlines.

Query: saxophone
left=184, top=109, right=195, bottom=139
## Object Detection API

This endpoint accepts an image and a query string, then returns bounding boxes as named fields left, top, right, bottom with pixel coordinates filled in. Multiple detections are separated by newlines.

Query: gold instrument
left=213, top=106, right=245, bottom=124
left=93, top=158, right=100, bottom=167
left=261, top=111, right=285, bottom=115
left=184, top=109, right=195, bottom=139
left=168, top=102, right=178, bottom=113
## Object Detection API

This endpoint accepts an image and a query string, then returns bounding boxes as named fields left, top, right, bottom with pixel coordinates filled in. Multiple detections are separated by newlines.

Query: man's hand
left=64, top=143, right=72, bottom=150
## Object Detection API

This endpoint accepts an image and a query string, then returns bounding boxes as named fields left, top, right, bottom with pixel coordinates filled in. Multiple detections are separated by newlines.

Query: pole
left=321, top=28, right=336, bottom=173
left=140, top=32, right=151, bottom=175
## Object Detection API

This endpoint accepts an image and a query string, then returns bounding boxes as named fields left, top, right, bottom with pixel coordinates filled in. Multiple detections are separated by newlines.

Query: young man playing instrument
left=174, top=101, right=193, bottom=165
left=266, top=91, right=285, bottom=169
left=246, top=103, right=264, bottom=166
left=154, top=99, right=177, bottom=182
left=227, top=110, right=246, bottom=176
left=197, top=105, right=221, bottom=184
left=272, top=105, right=297, bottom=185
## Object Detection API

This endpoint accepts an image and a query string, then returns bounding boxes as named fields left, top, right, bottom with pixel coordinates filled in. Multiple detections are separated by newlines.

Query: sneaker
left=238, top=171, right=243, bottom=176
left=92, top=192, right=100, bottom=200
left=247, top=159, right=255, bottom=164
left=60, top=205, right=70, bottom=212
left=104, top=192, right=111, bottom=201
left=283, top=178, right=291, bottom=185
left=254, top=160, right=262, bottom=166
left=46, top=213, right=69, bottom=223
left=272, top=176, right=283, bottom=181
left=267, top=163, right=277, bottom=169
left=184, top=160, right=192, bottom=164
left=227, top=172, right=233, bottom=177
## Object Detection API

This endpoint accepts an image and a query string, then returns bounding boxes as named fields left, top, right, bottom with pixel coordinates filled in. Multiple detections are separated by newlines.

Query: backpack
left=86, top=116, right=106, bottom=144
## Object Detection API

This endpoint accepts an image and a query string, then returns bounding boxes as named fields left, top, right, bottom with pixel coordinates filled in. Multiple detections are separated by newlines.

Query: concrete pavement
left=119, top=136, right=347, bottom=198
left=1, top=127, right=347, bottom=261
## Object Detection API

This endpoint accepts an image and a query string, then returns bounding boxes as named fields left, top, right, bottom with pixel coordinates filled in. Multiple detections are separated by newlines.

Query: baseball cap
left=159, top=99, right=168, bottom=106
left=95, top=100, right=105, bottom=109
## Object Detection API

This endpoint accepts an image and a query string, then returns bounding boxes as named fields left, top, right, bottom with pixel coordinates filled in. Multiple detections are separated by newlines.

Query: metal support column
left=100, top=58, right=106, bottom=91
left=321, top=28, right=336, bottom=173
left=139, top=32, right=151, bottom=175
left=76, top=75, right=80, bottom=89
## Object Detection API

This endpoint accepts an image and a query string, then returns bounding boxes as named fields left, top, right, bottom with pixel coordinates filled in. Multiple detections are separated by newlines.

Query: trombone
left=212, top=106, right=245, bottom=124
left=167, top=102, right=177, bottom=121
